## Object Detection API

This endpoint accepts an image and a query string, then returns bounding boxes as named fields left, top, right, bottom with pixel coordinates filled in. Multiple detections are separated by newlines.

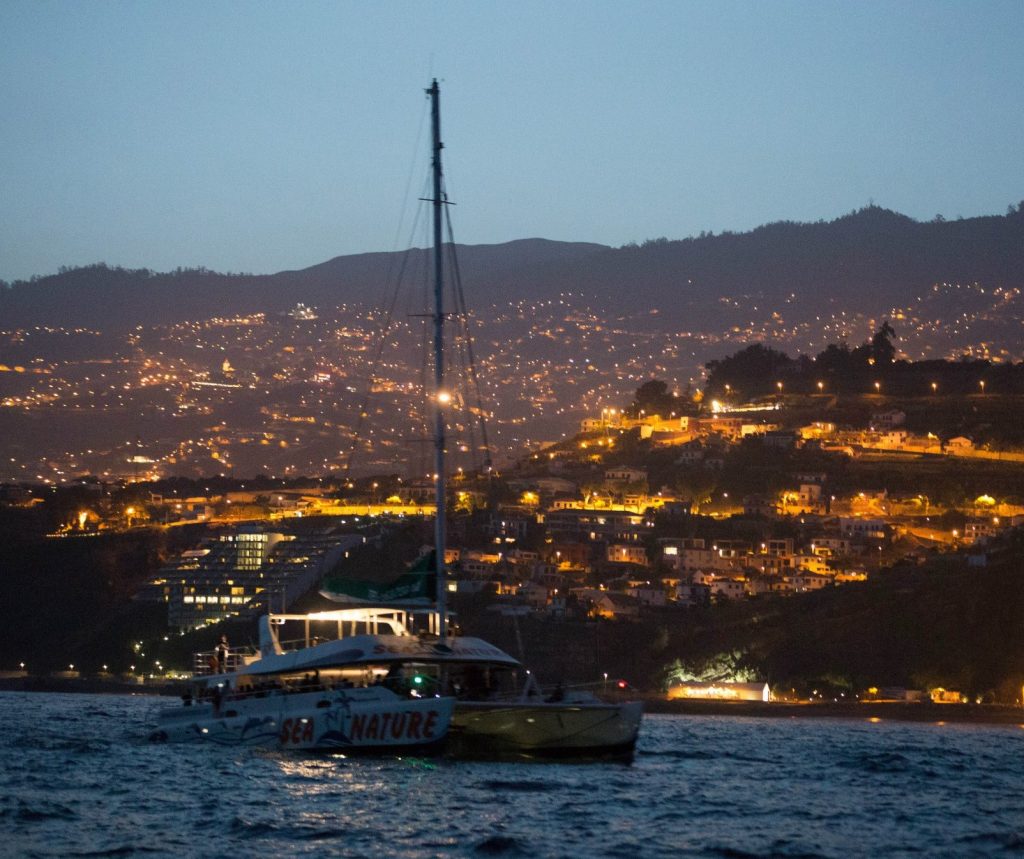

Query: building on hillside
left=651, top=429, right=696, bottom=447
left=964, top=518, right=1001, bottom=545
left=788, top=571, right=832, bottom=592
left=743, top=494, right=777, bottom=518
left=673, top=582, right=711, bottom=607
left=547, top=542, right=590, bottom=570
left=876, top=430, right=908, bottom=449
left=604, top=466, right=648, bottom=488
left=675, top=440, right=707, bottom=465
left=871, top=409, right=906, bottom=429
left=708, top=578, right=746, bottom=601
left=839, top=518, right=888, bottom=540
left=798, top=423, right=836, bottom=441
left=534, top=477, right=577, bottom=497
left=656, top=500, right=694, bottom=519
left=626, top=585, right=668, bottom=607
left=792, top=470, right=828, bottom=486
left=487, top=513, right=531, bottom=542
left=141, top=525, right=363, bottom=632
left=743, top=575, right=776, bottom=596
left=763, top=430, right=799, bottom=450
left=607, top=544, right=649, bottom=566
left=810, top=536, right=852, bottom=557
left=740, top=422, right=778, bottom=438
left=945, top=436, right=974, bottom=453
left=572, top=588, right=642, bottom=620
left=793, top=554, right=832, bottom=575
left=698, top=416, right=745, bottom=441
left=544, top=508, right=651, bottom=544
left=798, top=483, right=823, bottom=507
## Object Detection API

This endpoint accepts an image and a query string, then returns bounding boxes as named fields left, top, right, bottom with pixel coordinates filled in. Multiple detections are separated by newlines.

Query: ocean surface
left=1, top=692, right=1022, bottom=858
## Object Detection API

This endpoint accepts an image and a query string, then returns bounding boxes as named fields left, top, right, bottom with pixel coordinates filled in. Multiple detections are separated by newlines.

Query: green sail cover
left=320, top=551, right=437, bottom=605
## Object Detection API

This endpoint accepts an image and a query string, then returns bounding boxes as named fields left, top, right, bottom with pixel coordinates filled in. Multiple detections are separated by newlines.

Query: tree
left=705, top=344, right=793, bottom=396
left=629, top=379, right=680, bottom=418
left=675, top=472, right=717, bottom=512
left=662, top=650, right=759, bottom=688
left=870, top=321, right=897, bottom=364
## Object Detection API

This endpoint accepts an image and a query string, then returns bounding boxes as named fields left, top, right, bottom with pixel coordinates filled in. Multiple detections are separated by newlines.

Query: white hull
left=450, top=700, right=643, bottom=760
left=153, top=686, right=453, bottom=752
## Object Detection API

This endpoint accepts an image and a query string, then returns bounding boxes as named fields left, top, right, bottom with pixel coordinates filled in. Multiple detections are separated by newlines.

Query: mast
left=428, top=79, right=448, bottom=645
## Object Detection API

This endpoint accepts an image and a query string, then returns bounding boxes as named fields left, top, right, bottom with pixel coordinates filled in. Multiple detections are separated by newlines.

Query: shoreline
left=0, top=675, right=179, bottom=696
left=642, top=696, right=1024, bottom=726
left=4, top=679, right=1024, bottom=726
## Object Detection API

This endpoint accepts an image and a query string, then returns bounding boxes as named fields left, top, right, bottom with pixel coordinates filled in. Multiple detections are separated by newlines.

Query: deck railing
left=192, top=647, right=247, bottom=676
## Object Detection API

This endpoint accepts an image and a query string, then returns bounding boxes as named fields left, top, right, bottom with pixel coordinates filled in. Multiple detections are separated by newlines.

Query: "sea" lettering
left=279, top=717, right=314, bottom=745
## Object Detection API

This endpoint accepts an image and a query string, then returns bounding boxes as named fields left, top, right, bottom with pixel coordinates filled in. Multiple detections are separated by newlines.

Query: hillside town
left=10, top=374, right=1018, bottom=640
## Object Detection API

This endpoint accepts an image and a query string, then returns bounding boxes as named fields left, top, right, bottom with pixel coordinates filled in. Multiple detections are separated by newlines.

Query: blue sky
left=2, top=0, right=1022, bottom=282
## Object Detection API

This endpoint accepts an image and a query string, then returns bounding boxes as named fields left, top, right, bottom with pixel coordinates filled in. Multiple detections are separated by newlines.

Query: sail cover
left=320, top=551, right=437, bottom=605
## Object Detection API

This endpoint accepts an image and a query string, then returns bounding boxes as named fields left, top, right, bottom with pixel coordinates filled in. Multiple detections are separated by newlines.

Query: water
left=1, top=693, right=1022, bottom=858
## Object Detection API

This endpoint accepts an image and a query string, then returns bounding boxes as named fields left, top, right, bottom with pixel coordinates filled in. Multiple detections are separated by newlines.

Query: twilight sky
left=1, top=0, right=1022, bottom=282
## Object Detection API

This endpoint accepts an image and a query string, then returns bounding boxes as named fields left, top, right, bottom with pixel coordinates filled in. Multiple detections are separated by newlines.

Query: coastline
left=4, top=678, right=1024, bottom=726
left=642, top=695, right=1024, bottom=726
left=0, top=675, right=179, bottom=696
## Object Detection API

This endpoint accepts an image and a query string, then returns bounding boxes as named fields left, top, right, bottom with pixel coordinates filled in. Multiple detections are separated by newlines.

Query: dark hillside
left=549, top=206, right=1024, bottom=316
left=3, top=206, right=1023, bottom=330
left=452, top=530, right=1024, bottom=702
left=0, top=240, right=608, bottom=331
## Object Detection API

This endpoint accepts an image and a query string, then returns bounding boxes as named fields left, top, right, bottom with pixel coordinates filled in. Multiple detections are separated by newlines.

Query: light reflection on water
left=1, top=692, right=1022, bottom=858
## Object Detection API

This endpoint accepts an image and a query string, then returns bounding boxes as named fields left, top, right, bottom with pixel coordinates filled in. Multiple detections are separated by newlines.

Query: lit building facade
left=140, top=525, right=362, bottom=631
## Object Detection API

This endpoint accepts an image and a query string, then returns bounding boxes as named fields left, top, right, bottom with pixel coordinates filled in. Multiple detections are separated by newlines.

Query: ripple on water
left=11, top=735, right=112, bottom=754
left=473, top=835, right=525, bottom=853
left=3, top=799, right=79, bottom=823
left=476, top=779, right=560, bottom=793
left=957, top=830, right=1024, bottom=851
left=837, top=750, right=914, bottom=773
left=2, top=695, right=1024, bottom=859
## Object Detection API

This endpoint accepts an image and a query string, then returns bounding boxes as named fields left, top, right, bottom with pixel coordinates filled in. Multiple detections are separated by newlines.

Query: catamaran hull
left=449, top=701, right=643, bottom=761
left=151, top=688, right=453, bottom=753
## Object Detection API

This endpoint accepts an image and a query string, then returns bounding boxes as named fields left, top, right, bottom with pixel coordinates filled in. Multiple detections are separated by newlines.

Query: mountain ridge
left=2, top=205, right=1023, bottom=330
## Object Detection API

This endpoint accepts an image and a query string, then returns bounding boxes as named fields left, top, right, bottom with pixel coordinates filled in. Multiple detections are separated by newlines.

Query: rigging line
left=444, top=201, right=494, bottom=470
left=445, top=241, right=486, bottom=474
left=383, top=95, right=431, bottom=285
left=441, top=246, right=479, bottom=473
left=342, top=175, right=431, bottom=479
left=341, top=97, right=428, bottom=479
left=416, top=201, right=433, bottom=480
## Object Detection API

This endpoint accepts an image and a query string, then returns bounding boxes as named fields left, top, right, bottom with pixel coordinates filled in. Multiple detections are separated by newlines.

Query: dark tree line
left=705, top=323, right=1024, bottom=397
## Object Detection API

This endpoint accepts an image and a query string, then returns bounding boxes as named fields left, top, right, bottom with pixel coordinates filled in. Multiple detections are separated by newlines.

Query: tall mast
left=428, top=79, right=448, bottom=645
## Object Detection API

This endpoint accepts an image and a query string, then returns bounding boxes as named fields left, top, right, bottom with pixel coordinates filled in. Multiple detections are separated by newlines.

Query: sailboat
left=321, top=80, right=642, bottom=760
left=150, top=610, right=456, bottom=750
left=154, top=80, right=641, bottom=759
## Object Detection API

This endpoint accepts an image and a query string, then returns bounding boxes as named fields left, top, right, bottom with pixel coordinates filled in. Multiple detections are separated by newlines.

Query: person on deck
left=216, top=635, right=229, bottom=672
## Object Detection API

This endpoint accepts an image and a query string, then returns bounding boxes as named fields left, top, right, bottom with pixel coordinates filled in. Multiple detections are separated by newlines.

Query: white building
left=871, top=409, right=906, bottom=429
